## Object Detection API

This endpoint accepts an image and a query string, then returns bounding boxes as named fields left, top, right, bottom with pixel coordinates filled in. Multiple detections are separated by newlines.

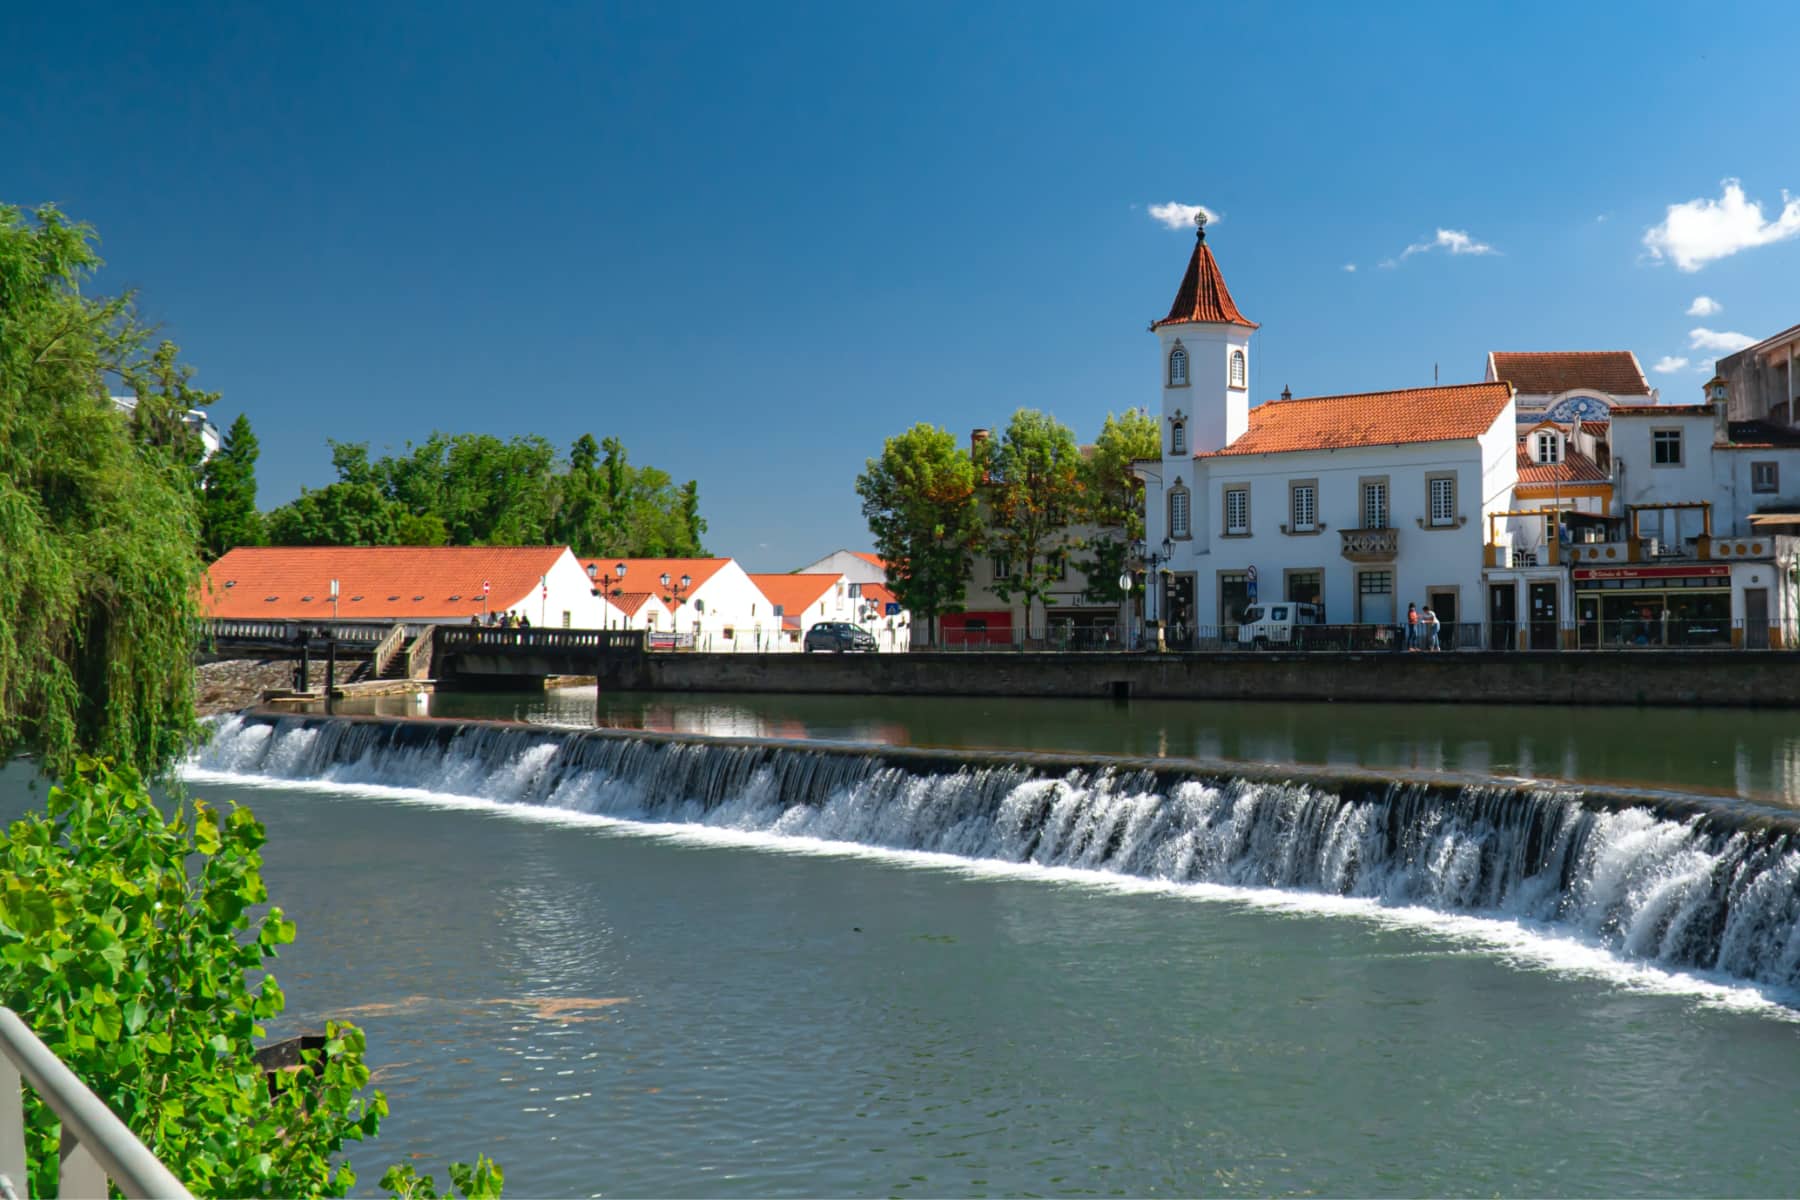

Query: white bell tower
left=1152, top=211, right=1257, bottom=457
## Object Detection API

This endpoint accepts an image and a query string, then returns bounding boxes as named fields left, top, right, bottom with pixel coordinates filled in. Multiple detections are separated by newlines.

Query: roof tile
left=1152, top=228, right=1257, bottom=331
left=1490, top=351, right=1651, bottom=396
left=1199, top=382, right=1513, bottom=457
left=203, top=546, right=569, bottom=621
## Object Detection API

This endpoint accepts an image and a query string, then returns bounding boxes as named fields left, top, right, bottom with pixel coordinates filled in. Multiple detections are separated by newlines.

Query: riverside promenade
left=593, top=647, right=1800, bottom=708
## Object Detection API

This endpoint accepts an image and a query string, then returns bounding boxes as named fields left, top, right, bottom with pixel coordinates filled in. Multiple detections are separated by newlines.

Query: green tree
left=0, top=203, right=204, bottom=778
left=200, top=413, right=265, bottom=558
left=0, top=759, right=501, bottom=1198
left=855, top=423, right=981, bottom=642
left=1077, top=409, right=1160, bottom=604
left=984, top=408, right=1084, bottom=638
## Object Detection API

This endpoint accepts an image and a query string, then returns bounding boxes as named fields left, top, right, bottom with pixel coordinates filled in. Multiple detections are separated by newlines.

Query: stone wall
left=596, top=649, right=1800, bottom=708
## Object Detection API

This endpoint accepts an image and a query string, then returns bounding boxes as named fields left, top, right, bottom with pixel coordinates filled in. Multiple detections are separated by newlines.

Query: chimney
left=1280, top=385, right=1292, bottom=402
left=971, top=428, right=991, bottom=454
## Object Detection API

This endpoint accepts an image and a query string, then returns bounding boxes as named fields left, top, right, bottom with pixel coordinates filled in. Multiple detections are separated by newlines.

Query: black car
left=804, top=622, right=878, bottom=653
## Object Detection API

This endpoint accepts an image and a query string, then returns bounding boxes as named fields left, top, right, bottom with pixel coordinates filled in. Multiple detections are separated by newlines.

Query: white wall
left=1611, top=413, right=1717, bottom=547
left=795, top=550, right=887, bottom=586
left=496, top=549, right=616, bottom=629
left=1176, top=438, right=1496, bottom=626
left=1159, top=323, right=1251, bottom=457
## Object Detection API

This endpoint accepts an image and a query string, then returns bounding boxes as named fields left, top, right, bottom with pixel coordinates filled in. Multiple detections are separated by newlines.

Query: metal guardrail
left=434, top=626, right=646, bottom=653
left=922, top=619, right=1798, bottom=653
left=0, top=1006, right=191, bottom=1199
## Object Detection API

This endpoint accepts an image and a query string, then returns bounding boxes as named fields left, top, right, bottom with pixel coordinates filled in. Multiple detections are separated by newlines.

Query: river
left=5, top=691, right=1800, bottom=1196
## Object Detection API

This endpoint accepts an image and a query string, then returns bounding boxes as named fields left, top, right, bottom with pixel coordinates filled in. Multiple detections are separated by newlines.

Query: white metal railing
left=0, top=1007, right=191, bottom=1199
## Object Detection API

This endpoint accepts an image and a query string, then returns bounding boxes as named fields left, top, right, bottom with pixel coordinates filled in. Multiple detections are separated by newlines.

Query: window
left=1361, top=480, right=1389, bottom=529
left=1169, top=345, right=1188, bottom=387
left=1229, top=349, right=1247, bottom=390
left=1753, top=461, right=1779, bottom=493
left=1170, top=489, right=1191, bottom=538
left=1224, top=487, right=1249, bottom=535
left=1356, top=570, right=1395, bottom=624
left=1171, top=420, right=1187, bottom=456
left=1219, top=571, right=1251, bottom=623
left=1535, top=432, right=1561, bottom=464
left=990, top=555, right=1012, bottom=580
left=1286, top=569, right=1323, bottom=606
left=1653, top=429, right=1683, bottom=466
left=1289, top=482, right=1316, bottom=532
left=1428, top=475, right=1456, bottom=527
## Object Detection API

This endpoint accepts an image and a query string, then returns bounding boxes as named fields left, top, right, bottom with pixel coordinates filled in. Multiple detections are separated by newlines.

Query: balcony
left=1339, top=527, right=1397, bottom=562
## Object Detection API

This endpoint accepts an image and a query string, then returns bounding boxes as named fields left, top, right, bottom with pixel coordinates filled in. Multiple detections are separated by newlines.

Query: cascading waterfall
left=193, top=712, right=1800, bottom=993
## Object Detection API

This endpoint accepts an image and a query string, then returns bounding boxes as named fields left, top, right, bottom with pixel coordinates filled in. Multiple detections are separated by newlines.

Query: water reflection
left=332, top=687, right=1800, bottom=807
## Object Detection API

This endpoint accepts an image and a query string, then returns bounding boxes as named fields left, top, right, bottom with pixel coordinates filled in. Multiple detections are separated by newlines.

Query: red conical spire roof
left=1152, top=215, right=1257, bottom=331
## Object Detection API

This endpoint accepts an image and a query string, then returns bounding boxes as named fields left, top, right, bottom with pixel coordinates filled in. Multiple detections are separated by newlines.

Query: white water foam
left=182, top=721, right=1800, bottom=1020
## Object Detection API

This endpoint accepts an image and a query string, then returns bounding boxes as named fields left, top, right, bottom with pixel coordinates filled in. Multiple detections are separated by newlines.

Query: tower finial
left=1194, top=209, right=1208, bottom=240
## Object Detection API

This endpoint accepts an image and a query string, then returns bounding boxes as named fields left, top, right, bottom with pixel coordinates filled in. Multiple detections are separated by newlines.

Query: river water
left=7, top=691, right=1800, bottom=1196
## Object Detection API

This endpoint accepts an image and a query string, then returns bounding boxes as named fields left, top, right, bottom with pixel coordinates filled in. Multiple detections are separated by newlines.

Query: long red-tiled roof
left=1489, top=351, right=1650, bottom=397
left=1152, top=228, right=1257, bottom=331
left=1515, top=444, right=1608, bottom=485
left=748, top=573, right=839, bottom=618
left=579, top=557, right=732, bottom=599
left=1199, top=382, right=1513, bottom=457
left=203, top=546, right=568, bottom=620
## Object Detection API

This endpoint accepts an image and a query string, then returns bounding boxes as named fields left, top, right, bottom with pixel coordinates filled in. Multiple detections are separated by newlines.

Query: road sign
left=1246, top=565, right=1258, bottom=602
left=482, top=579, right=491, bottom=595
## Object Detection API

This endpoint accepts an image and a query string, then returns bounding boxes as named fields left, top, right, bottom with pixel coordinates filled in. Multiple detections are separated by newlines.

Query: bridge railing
left=370, top=623, right=407, bottom=677
left=201, top=619, right=391, bottom=646
left=0, top=1006, right=192, bottom=1199
left=433, top=626, right=647, bottom=655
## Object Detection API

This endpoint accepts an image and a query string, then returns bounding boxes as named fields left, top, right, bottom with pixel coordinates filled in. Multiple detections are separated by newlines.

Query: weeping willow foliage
left=0, top=204, right=203, bottom=777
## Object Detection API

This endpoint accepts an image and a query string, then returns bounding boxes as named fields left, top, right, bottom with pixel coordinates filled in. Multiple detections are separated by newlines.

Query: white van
left=1236, top=601, right=1325, bottom=648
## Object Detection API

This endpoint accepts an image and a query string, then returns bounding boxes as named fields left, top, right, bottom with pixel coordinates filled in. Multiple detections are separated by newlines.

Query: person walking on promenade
left=1406, top=602, right=1420, bottom=651
left=1424, top=606, right=1441, bottom=651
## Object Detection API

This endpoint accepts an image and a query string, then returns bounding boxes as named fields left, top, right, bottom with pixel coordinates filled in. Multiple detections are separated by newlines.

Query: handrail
left=0, top=1006, right=192, bottom=1199
left=370, top=623, right=407, bottom=677
left=403, top=627, right=435, bottom=680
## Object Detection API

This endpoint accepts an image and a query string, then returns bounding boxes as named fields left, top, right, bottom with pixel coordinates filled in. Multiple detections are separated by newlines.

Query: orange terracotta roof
left=1515, top=443, right=1608, bottom=484
left=1152, top=227, right=1257, bottom=331
left=749, top=573, right=839, bottom=618
left=1489, top=351, right=1650, bottom=397
left=849, top=551, right=888, bottom=571
left=1199, top=382, right=1512, bottom=457
left=579, top=557, right=732, bottom=599
left=610, top=591, right=657, bottom=618
left=1580, top=420, right=1610, bottom=435
left=203, top=546, right=567, bottom=621
left=860, top=582, right=898, bottom=609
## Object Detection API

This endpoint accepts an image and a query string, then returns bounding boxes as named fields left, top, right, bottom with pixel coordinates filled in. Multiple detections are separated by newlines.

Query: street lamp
left=660, top=571, right=694, bottom=639
left=593, top=562, right=629, bottom=629
left=1132, top=537, right=1177, bottom=652
left=1118, top=571, right=1134, bottom=650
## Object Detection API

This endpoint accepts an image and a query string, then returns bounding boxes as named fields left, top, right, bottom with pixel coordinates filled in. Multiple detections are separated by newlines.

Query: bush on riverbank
left=0, top=758, right=500, bottom=1197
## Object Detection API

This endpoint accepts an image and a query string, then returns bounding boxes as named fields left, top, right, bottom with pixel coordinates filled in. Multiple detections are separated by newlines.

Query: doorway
left=1427, top=588, right=1458, bottom=648
left=1528, top=581, right=1559, bottom=650
left=1746, top=587, right=1769, bottom=649
left=1488, top=583, right=1516, bottom=650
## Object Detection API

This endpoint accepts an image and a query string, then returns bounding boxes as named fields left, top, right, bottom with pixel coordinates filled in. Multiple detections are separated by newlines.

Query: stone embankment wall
left=596, top=650, right=1800, bottom=708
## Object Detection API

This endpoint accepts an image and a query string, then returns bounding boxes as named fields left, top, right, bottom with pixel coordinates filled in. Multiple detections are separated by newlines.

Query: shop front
left=1572, top=563, right=1731, bottom=648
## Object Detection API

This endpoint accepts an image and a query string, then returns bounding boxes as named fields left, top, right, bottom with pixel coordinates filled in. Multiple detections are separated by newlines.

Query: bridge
left=201, top=620, right=647, bottom=682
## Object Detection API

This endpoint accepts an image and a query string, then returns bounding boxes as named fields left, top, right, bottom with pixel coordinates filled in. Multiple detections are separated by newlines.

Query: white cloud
left=1689, top=327, right=1756, bottom=353
left=1342, top=263, right=1357, bottom=272
left=1686, top=295, right=1722, bottom=316
left=1652, top=356, right=1690, bottom=374
left=1644, top=179, right=1800, bottom=271
left=1147, top=202, right=1219, bottom=231
left=1395, top=228, right=1497, bottom=262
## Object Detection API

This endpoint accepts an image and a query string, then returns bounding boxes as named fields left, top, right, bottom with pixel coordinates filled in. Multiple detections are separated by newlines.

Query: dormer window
left=1229, top=349, right=1247, bottom=390
left=1168, top=345, right=1189, bottom=387
left=1170, top=420, right=1187, bottom=456
left=1534, top=431, right=1562, bottom=465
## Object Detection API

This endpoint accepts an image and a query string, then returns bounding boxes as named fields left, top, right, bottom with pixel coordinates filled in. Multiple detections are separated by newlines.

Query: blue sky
left=5, top=1, right=1796, bottom=570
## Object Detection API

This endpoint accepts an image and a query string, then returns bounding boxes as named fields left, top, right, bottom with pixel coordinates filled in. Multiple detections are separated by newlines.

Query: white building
left=581, top=557, right=784, bottom=651
left=793, top=550, right=915, bottom=648
left=205, top=545, right=615, bottom=629
left=1135, top=215, right=1518, bottom=642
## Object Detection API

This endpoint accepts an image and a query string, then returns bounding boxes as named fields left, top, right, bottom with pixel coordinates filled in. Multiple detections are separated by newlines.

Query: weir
left=197, top=711, right=1800, bottom=994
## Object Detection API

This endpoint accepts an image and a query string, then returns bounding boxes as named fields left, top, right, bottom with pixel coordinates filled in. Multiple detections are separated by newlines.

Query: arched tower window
left=1168, top=344, right=1188, bottom=387
left=1170, top=420, right=1187, bottom=456
left=1229, top=349, right=1247, bottom=390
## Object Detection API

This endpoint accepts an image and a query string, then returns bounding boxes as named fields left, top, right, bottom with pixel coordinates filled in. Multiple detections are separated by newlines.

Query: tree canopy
left=982, top=409, right=1086, bottom=636
left=0, top=203, right=205, bottom=777
left=200, top=413, right=265, bottom=558
left=855, top=423, right=982, bottom=637
left=264, top=432, right=706, bottom=558
left=1077, top=409, right=1160, bottom=604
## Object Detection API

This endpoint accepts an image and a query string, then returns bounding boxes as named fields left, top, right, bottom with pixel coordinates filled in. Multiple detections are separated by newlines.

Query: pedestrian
left=1406, top=602, right=1419, bottom=651
left=1424, top=606, right=1441, bottom=651
left=469, top=614, right=481, bottom=627
left=519, top=613, right=531, bottom=628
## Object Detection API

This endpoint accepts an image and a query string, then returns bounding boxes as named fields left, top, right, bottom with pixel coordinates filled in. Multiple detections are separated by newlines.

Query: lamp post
left=660, top=571, right=693, bottom=639
left=593, top=562, right=629, bottom=629
left=1133, top=536, right=1176, bottom=652
left=1118, top=570, right=1133, bottom=650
